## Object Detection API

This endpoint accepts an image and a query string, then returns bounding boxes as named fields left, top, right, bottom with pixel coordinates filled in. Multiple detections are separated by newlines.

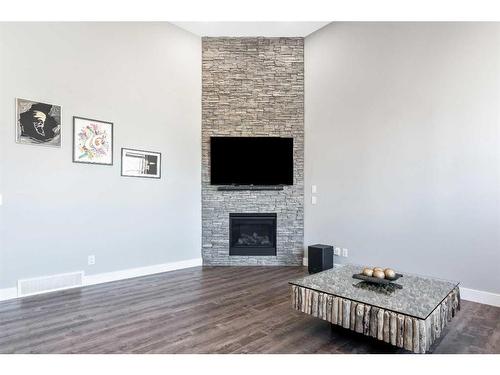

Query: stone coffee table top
left=289, top=264, right=459, bottom=320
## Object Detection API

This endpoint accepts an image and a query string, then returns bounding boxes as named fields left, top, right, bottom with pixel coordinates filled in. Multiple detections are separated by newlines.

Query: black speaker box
left=308, top=244, right=334, bottom=274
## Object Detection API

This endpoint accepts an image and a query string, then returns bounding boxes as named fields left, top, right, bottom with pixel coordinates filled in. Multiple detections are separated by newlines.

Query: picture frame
left=16, top=98, right=62, bottom=147
left=73, top=116, right=114, bottom=165
left=121, top=148, right=162, bottom=179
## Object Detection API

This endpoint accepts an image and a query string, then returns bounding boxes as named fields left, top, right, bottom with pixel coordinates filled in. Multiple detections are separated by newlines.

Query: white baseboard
left=84, top=258, right=202, bottom=286
left=0, top=258, right=202, bottom=302
left=460, top=287, right=500, bottom=307
left=0, top=287, right=17, bottom=301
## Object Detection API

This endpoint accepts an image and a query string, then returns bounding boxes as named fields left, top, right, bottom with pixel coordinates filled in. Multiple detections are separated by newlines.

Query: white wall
left=305, top=23, right=500, bottom=294
left=0, top=23, right=201, bottom=288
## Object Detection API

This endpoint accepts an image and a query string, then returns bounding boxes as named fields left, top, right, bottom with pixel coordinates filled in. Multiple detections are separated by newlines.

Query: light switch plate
left=312, top=185, right=317, bottom=194
left=311, top=196, right=317, bottom=205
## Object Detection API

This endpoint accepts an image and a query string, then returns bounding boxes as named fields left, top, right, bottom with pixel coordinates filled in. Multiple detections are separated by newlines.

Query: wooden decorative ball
left=373, top=267, right=384, bottom=272
left=373, top=270, right=385, bottom=279
left=362, top=268, right=373, bottom=277
left=384, top=268, right=396, bottom=280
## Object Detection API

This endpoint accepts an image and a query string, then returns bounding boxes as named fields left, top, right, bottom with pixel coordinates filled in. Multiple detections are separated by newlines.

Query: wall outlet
left=88, top=255, right=96, bottom=265
left=311, top=196, right=317, bottom=205
left=311, top=185, right=317, bottom=194
left=342, top=248, right=349, bottom=257
left=334, top=247, right=341, bottom=256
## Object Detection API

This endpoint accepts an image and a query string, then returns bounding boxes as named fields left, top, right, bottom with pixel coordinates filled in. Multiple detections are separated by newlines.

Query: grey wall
left=202, top=37, right=304, bottom=265
left=0, top=22, right=201, bottom=288
left=305, top=22, right=500, bottom=293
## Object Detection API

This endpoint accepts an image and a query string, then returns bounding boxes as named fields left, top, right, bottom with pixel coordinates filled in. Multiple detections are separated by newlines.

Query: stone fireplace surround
left=202, top=37, right=304, bottom=266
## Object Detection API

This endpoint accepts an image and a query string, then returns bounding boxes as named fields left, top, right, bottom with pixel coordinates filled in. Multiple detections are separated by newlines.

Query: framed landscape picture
left=121, top=148, right=161, bottom=179
left=16, top=98, right=62, bottom=147
left=73, top=116, right=113, bottom=165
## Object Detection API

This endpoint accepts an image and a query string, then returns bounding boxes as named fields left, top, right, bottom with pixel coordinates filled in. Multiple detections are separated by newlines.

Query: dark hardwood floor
left=0, top=266, right=498, bottom=354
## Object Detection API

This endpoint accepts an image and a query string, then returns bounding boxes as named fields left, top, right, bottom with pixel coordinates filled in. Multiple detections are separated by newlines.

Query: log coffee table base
left=291, top=284, right=460, bottom=353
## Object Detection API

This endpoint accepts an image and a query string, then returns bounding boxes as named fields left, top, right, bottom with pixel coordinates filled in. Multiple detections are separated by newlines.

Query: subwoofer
left=308, top=244, right=334, bottom=274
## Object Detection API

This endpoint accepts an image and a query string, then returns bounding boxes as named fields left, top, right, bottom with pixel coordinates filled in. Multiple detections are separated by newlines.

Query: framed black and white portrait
left=16, top=98, right=62, bottom=147
left=73, top=116, right=113, bottom=165
left=121, top=148, right=161, bottom=179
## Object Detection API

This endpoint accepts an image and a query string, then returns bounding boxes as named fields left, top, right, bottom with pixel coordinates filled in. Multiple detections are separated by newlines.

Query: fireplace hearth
left=229, top=213, right=277, bottom=256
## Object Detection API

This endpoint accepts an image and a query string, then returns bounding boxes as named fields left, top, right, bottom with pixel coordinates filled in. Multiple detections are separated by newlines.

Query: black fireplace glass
left=229, top=213, right=277, bottom=256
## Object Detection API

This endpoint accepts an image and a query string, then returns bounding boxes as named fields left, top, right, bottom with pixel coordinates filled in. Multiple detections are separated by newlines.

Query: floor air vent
left=17, top=271, right=84, bottom=297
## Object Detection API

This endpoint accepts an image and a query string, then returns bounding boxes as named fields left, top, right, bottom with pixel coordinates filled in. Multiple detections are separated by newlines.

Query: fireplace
left=229, top=213, right=277, bottom=256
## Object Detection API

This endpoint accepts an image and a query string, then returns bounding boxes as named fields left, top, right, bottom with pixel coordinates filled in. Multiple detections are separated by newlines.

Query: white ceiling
left=171, top=22, right=331, bottom=37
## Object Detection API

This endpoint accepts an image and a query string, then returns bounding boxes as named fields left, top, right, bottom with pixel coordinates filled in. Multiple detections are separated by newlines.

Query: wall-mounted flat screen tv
left=210, top=137, right=293, bottom=185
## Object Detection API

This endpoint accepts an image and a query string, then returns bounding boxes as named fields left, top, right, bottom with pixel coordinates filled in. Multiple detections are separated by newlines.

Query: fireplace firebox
left=229, top=213, right=277, bottom=256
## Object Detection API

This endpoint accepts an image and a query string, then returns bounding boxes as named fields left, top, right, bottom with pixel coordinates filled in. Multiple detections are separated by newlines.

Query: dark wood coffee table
left=289, top=264, right=460, bottom=353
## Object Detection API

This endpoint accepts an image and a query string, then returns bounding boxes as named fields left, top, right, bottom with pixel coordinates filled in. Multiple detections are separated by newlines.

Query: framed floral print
left=73, top=116, right=113, bottom=165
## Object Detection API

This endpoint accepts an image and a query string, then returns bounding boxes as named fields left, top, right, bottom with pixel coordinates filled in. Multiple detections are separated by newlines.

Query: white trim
left=0, top=258, right=202, bottom=302
left=84, top=258, right=202, bottom=286
left=0, top=287, right=17, bottom=301
left=302, top=257, right=308, bottom=266
left=460, top=287, right=500, bottom=307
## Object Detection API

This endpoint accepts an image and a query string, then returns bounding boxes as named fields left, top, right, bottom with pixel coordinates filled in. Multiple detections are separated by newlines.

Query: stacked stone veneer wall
left=202, top=37, right=304, bottom=265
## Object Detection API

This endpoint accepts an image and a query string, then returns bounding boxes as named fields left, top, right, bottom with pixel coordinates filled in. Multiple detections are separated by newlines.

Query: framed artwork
left=121, top=148, right=161, bottom=179
left=16, top=98, right=62, bottom=147
left=73, top=116, right=113, bottom=165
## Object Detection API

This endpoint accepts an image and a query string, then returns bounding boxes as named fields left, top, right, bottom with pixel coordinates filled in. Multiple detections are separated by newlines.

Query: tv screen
left=210, top=137, right=293, bottom=185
